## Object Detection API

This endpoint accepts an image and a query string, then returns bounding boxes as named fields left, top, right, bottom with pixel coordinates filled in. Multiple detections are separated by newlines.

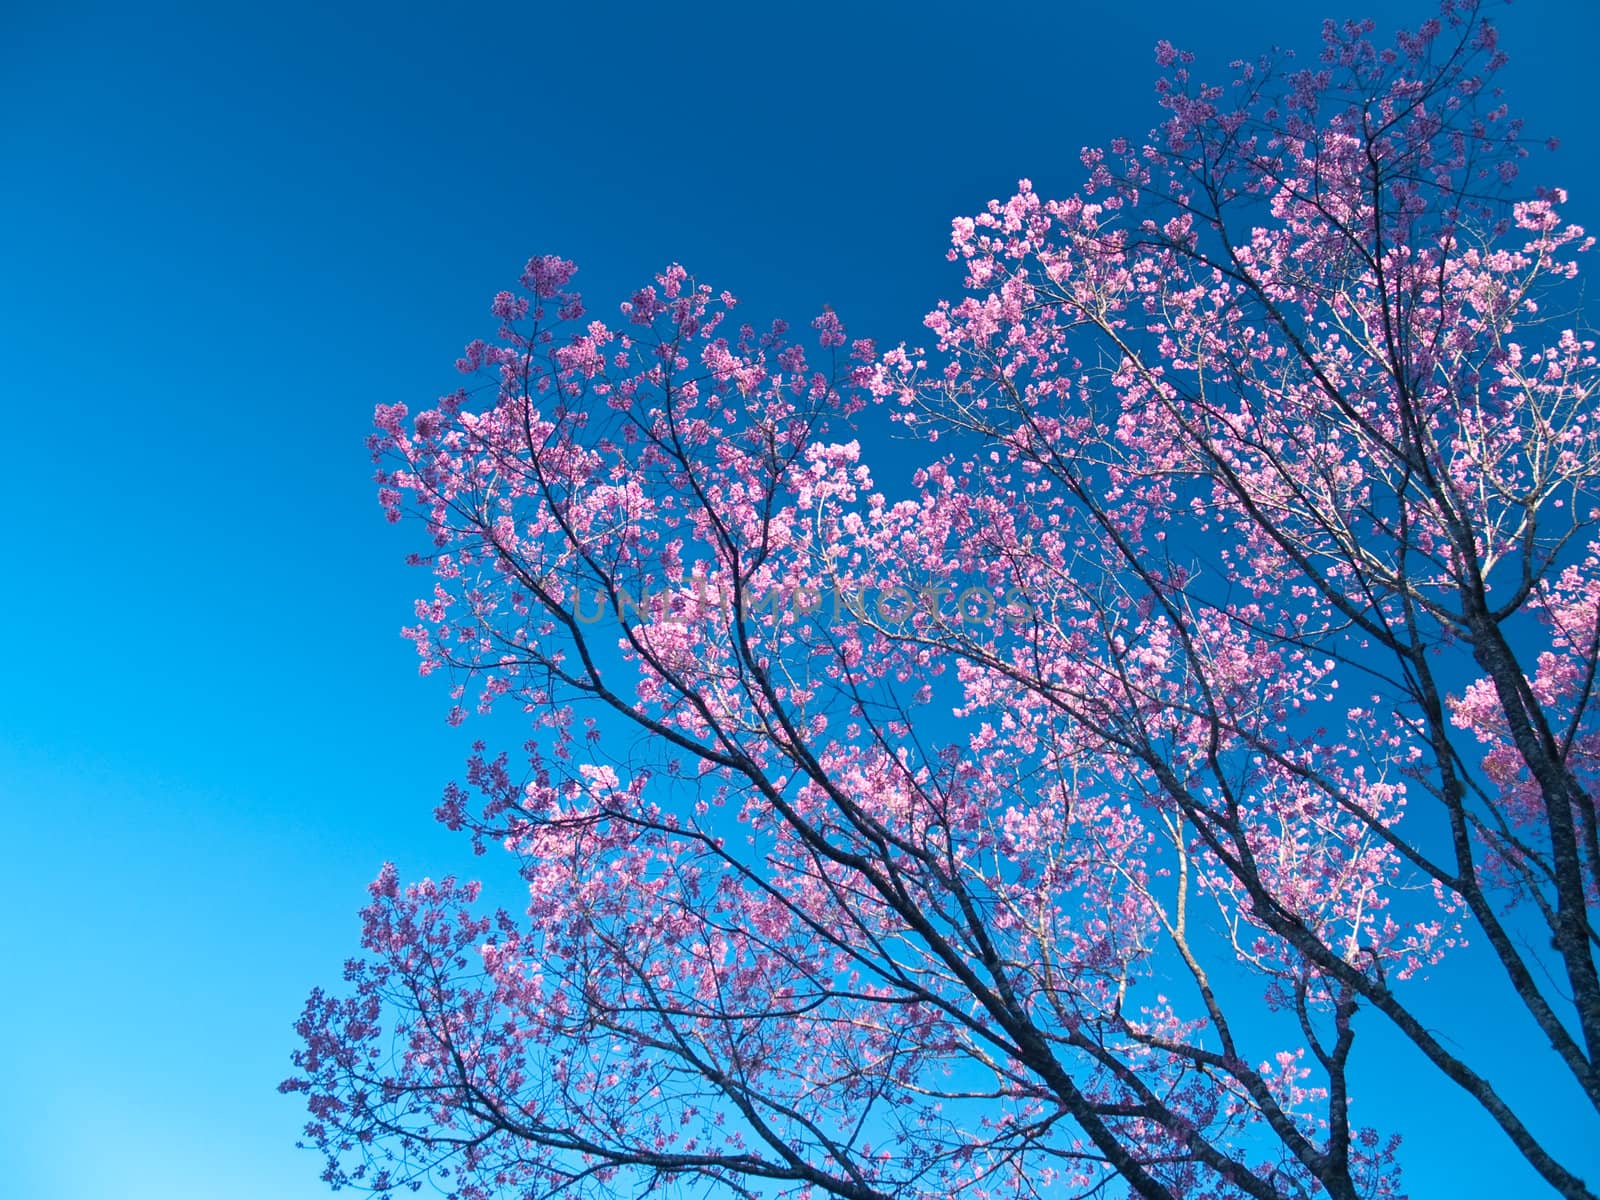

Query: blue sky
left=2, top=2, right=1597, bottom=1197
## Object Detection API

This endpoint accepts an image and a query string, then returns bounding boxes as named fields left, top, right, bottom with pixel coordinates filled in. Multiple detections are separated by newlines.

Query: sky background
left=3, top=1, right=1597, bottom=1197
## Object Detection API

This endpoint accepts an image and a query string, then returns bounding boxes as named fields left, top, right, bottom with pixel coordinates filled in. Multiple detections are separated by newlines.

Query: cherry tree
left=286, top=5, right=1599, bottom=1198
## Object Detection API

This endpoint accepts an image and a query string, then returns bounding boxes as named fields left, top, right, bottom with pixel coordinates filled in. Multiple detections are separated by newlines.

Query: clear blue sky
left=2, top=2, right=1596, bottom=1197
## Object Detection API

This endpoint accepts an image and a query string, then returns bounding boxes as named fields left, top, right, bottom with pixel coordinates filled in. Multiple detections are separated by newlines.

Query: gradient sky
left=3, top=2, right=1598, bottom=1197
